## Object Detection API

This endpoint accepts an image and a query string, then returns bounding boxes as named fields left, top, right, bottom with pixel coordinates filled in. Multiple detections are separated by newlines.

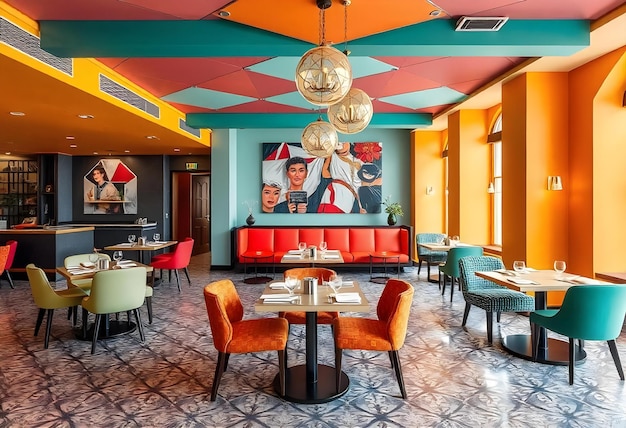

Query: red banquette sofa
left=234, top=225, right=412, bottom=268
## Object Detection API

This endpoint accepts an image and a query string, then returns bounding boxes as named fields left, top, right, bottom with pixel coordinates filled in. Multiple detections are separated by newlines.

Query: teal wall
left=211, top=128, right=412, bottom=266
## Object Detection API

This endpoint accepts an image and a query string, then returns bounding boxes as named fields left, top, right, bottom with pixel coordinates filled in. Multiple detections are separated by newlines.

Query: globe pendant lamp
left=301, top=118, right=338, bottom=158
left=327, top=87, right=373, bottom=134
left=296, top=45, right=352, bottom=106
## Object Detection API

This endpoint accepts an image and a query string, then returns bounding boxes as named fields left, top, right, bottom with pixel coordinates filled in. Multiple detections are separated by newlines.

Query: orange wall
left=447, top=110, right=491, bottom=245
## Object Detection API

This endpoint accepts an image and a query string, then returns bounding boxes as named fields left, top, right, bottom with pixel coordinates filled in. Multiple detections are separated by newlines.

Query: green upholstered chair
left=65, top=253, right=154, bottom=324
left=440, top=246, right=484, bottom=301
left=458, top=256, right=535, bottom=344
left=416, top=233, right=447, bottom=280
left=81, top=267, right=148, bottom=354
left=333, top=279, right=414, bottom=399
left=26, top=263, right=88, bottom=349
left=530, top=285, right=626, bottom=385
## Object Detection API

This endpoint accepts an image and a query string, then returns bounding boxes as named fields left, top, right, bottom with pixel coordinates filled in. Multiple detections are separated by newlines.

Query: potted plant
left=382, top=196, right=403, bottom=226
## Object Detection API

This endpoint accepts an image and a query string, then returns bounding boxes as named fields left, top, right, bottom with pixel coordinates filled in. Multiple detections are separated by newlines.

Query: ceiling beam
left=185, top=113, right=432, bottom=130
left=40, top=19, right=590, bottom=58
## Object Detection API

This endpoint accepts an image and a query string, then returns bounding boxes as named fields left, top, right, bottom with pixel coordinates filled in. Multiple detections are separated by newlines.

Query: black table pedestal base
left=75, top=320, right=137, bottom=341
left=243, top=276, right=272, bottom=284
left=502, top=334, right=587, bottom=366
left=273, top=364, right=349, bottom=404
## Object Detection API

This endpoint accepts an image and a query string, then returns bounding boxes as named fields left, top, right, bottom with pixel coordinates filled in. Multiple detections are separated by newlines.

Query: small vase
left=387, top=213, right=397, bottom=226
left=246, top=213, right=256, bottom=226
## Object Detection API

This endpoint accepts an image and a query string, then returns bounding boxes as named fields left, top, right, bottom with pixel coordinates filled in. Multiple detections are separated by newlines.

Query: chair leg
left=335, top=347, right=343, bottom=393
left=486, top=311, right=493, bottom=344
left=531, top=322, right=539, bottom=361
left=568, top=338, right=575, bottom=385
left=417, top=260, right=422, bottom=276
left=426, top=262, right=431, bottom=281
left=5, top=271, right=14, bottom=289
left=607, top=340, right=625, bottom=381
left=145, top=297, right=153, bottom=324
left=449, top=277, right=454, bottom=302
left=390, top=350, right=407, bottom=399
left=224, top=353, right=230, bottom=371
left=211, top=351, right=228, bottom=401
left=134, top=309, right=145, bottom=342
left=44, top=309, right=54, bottom=349
left=184, top=267, right=191, bottom=285
left=174, top=270, right=181, bottom=292
left=277, top=349, right=286, bottom=397
left=34, top=308, right=45, bottom=336
left=441, top=275, right=447, bottom=296
left=496, top=312, right=501, bottom=323
left=462, top=303, right=471, bottom=326
left=91, top=314, right=102, bottom=354
left=82, top=308, right=89, bottom=339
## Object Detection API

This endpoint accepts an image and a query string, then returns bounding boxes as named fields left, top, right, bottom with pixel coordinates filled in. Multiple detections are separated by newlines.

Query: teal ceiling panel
left=40, top=19, right=589, bottom=59
left=379, top=87, right=467, bottom=110
left=265, top=92, right=318, bottom=111
left=162, top=87, right=256, bottom=110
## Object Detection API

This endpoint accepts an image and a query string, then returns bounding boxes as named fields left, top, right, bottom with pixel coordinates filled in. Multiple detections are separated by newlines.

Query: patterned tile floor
left=1, top=256, right=626, bottom=427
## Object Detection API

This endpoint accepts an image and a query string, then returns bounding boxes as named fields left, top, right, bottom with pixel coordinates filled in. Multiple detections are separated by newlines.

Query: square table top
left=57, top=261, right=153, bottom=282
left=104, top=240, right=177, bottom=252
left=475, top=269, right=607, bottom=293
left=280, top=249, right=344, bottom=264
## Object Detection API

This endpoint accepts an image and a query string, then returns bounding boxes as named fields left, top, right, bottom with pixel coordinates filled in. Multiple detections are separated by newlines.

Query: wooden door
left=192, top=174, right=210, bottom=254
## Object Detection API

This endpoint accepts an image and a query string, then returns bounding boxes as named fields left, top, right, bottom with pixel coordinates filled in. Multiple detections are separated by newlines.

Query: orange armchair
left=204, top=279, right=289, bottom=401
left=150, top=237, right=194, bottom=292
left=278, top=267, right=339, bottom=325
left=333, top=278, right=414, bottom=399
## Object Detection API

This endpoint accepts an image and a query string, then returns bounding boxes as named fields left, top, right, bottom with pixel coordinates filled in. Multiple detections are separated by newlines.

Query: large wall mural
left=83, top=159, right=137, bottom=214
left=262, top=142, right=382, bottom=214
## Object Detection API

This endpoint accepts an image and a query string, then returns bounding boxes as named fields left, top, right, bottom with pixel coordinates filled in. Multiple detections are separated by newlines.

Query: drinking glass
left=128, top=234, right=136, bottom=245
left=319, top=241, right=328, bottom=253
left=88, top=252, right=99, bottom=265
left=153, top=233, right=161, bottom=242
left=554, top=260, right=566, bottom=278
left=284, top=276, right=298, bottom=296
left=113, top=251, right=123, bottom=264
left=298, top=242, right=307, bottom=252
left=328, top=274, right=343, bottom=297
left=513, top=260, right=526, bottom=273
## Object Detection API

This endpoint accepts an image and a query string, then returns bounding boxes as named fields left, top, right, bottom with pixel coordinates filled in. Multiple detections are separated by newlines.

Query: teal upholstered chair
left=530, top=285, right=626, bottom=385
left=439, top=246, right=484, bottom=301
left=458, top=256, right=535, bottom=344
left=416, top=233, right=447, bottom=280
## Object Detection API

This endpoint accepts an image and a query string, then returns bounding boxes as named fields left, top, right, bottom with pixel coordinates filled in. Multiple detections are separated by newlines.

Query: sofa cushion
left=299, top=229, right=324, bottom=248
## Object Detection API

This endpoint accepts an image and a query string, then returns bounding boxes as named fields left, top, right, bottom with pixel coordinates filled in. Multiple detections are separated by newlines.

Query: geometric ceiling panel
left=161, top=87, right=256, bottom=110
left=199, top=70, right=297, bottom=99
left=379, top=87, right=468, bottom=110
left=265, top=91, right=319, bottom=111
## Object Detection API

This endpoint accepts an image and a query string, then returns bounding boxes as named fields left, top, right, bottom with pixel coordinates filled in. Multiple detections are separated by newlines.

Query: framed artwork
left=261, top=142, right=382, bottom=214
left=83, top=159, right=137, bottom=214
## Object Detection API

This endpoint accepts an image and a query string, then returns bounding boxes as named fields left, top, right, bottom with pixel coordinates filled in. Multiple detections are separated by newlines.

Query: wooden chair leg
left=277, top=349, right=286, bottom=397
left=568, top=338, right=575, bottom=384
left=486, top=311, right=493, bottom=344
left=607, top=340, right=625, bottom=380
left=211, top=352, right=228, bottom=401
left=390, top=350, right=407, bottom=399
left=34, top=308, right=45, bottom=336
left=44, top=309, right=54, bottom=349
left=335, top=347, right=343, bottom=393
left=91, top=314, right=102, bottom=354
left=462, top=303, right=471, bottom=326
left=145, top=297, right=153, bottom=324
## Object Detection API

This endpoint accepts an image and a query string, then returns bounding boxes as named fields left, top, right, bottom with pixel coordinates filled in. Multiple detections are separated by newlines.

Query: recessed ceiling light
left=66, top=136, right=75, bottom=140
left=93, top=152, right=98, bottom=155
left=218, top=10, right=230, bottom=17
left=5, top=152, right=11, bottom=155
left=429, top=10, right=441, bottom=16
left=124, top=150, right=130, bottom=153
left=69, top=144, right=77, bottom=148
left=9, top=111, right=25, bottom=116
left=146, top=135, right=159, bottom=140
left=77, top=114, right=94, bottom=119
left=174, top=148, right=181, bottom=152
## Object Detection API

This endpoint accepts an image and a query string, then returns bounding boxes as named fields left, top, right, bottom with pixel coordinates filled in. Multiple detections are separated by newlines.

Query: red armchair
left=150, top=237, right=194, bottom=292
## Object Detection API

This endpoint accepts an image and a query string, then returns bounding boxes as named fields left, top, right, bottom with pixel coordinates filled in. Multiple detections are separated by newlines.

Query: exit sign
left=186, top=162, right=198, bottom=170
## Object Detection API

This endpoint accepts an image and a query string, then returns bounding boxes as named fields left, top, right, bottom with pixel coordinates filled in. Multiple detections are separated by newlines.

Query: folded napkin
left=153, top=241, right=167, bottom=244
left=117, top=242, right=134, bottom=247
left=508, top=278, right=538, bottom=285
left=287, top=250, right=303, bottom=255
left=282, top=254, right=302, bottom=260
left=269, top=282, right=286, bottom=289
left=261, top=294, right=298, bottom=303
left=147, top=242, right=162, bottom=246
left=116, top=260, right=134, bottom=264
left=334, top=293, right=361, bottom=303
left=560, top=276, right=595, bottom=285
left=495, top=269, right=518, bottom=277
left=322, top=254, right=340, bottom=259
left=67, top=268, right=95, bottom=275
left=341, top=280, right=354, bottom=287
left=118, top=263, right=137, bottom=268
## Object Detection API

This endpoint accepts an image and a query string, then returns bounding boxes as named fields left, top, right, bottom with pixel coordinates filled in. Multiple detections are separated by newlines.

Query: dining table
left=418, top=242, right=474, bottom=283
left=57, top=261, right=154, bottom=340
left=595, top=272, right=626, bottom=283
left=280, top=249, right=345, bottom=267
left=475, top=269, right=607, bottom=365
left=104, top=240, right=177, bottom=264
left=254, top=279, right=368, bottom=404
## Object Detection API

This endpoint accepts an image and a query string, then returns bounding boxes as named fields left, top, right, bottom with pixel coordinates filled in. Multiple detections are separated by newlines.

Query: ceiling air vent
left=455, top=16, right=509, bottom=32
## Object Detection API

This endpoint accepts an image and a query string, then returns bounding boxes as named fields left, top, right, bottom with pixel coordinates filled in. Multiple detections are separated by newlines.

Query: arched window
left=488, top=112, right=502, bottom=245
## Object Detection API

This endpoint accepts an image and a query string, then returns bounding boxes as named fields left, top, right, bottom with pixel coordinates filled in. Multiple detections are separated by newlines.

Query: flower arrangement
left=382, top=196, right=403, bottom=216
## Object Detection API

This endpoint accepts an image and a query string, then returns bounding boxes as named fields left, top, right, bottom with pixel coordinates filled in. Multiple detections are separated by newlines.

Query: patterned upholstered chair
left=416, top=233, right=447, bottom=280
left=440, top=246, right=484, bottom=301
left=458, top=256, right=535, bottom=344
left=333, top=279, right=414, bottom=399
left=204, top=279, right=289, bottom=401
left=531, top=285, right=626, bottom=384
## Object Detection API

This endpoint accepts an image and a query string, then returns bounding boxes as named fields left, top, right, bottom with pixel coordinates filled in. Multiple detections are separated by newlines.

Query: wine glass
left=554, top=260, right=566, bottom=279
left=328, top=274, right=343, bottom=297
left=513, top=260, right=526, bottom=273
left=319, top=241, right=328, bottom=254
left=113, top=251, right=123, bottom=264
left=284, top=276, right=298, bottom=296
left=298, top=242, right=307, bottom=253
left=88, top=252, right=99, bottom=266
left=128, top=234, right=136, bottom=245
left=153, top=233, right=161, bottom=242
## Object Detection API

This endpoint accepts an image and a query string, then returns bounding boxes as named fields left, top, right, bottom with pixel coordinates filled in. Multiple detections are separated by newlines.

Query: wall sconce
left=548, top=176, right=563, bottom=191
left=426, top=186, right=434, bottom=195
left=487, top=182, right=495, bottom=193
